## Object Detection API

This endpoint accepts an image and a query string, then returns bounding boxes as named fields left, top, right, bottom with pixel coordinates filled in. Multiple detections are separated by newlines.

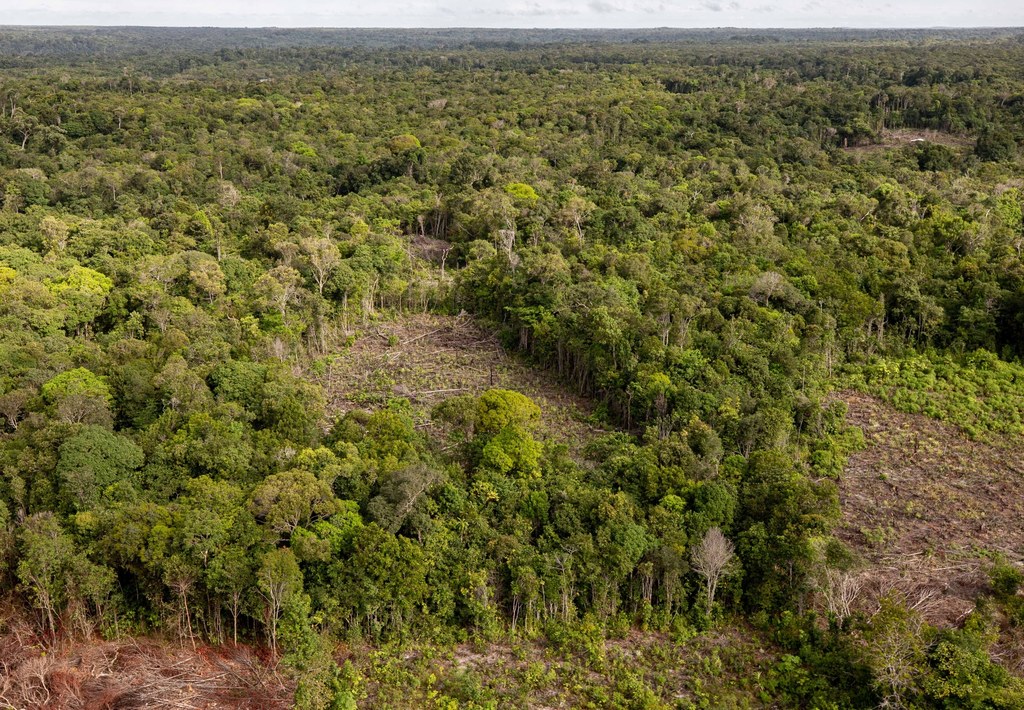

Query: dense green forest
left=1, top=28, right=1024, bottom=708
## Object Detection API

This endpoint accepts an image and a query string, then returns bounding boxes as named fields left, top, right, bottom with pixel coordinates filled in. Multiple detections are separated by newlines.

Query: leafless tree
left=821, top=568, right=863, bottom=621
left=301, top=234, right=340, bottom=296
left=0, top=387, right=31, bottom=431
left=691, top=527, right=734, bottom=608
left=749, top=270, right=786, bottom=305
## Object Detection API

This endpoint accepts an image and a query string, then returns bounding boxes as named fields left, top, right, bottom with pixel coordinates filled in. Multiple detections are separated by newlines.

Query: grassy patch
left=842, top=350, right=1024, bottom=443
left=340, top=626, right=780, bottom=709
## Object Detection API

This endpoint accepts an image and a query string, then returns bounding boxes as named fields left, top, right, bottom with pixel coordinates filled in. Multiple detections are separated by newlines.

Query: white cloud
left=1, top=0, right=1021, bottom=27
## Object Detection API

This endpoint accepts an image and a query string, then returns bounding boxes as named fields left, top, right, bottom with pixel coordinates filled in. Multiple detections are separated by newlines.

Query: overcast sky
left=3, top=0, right=1022, bottom=28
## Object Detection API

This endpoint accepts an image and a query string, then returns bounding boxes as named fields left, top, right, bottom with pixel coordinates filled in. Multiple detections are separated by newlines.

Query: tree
left=862, top=596, right=926, bottom=709
left=478, top=425, right=543, bottom=480
left=11, top=110, right=38, bottom=150
left=39, top=215, right=69, bottom=254
left=56, top=425, right=144, bottom=511
left=176, top=476, right=245, bottom=568
left=41, top=367, right=113, bottom=425
left=189, top=209, right=223, bottom=261
left=366, top=462, right=442, bottom=534
left=257, top=547, right=303, bottom=655
left=163, top=554, right=199, bottom=649
left=250, top=469, right=340, bottom=538
left=338, top=524, right=429, bottom=640
left=181, top=251, right=226, bottom=303
left=16, top=512, right=76, bottom=636
left=254, top=265, right=304, bottom=321
left=67, top=557, right=115, bottom=638
left=46, top=264, right=114, bottom=334
left=737, top=451, right=838, bottom=611
left=975, top=125, right=1017, bottom=161
left=208, top=547, right=255, bottom=645
left=4, top=35, right=1024, bottom=702
left=260, top=371, right=325, bottom=444
left=919, top=616, right=1024, bottom=707
left=556, top=192, right=595, bottom=244
left=301, top=235, right=340, bottom=296
left=0, top=386, right=32, bottom=431
left=475, top=389, right=541, bottom=435
left=166, top=410, right=253, bottom=481
left=691, top=526, right=734, bottom=610
left=820, top=568, right=862, bottom=623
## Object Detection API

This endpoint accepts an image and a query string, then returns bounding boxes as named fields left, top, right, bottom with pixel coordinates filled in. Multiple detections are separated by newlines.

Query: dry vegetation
left=319, top=313, right=606, bottom=449
left=0, top=611, right=292, bottom=710
left=843, top=128, right=974, bottom=153
left=835, top=390, right=1024, bottom=633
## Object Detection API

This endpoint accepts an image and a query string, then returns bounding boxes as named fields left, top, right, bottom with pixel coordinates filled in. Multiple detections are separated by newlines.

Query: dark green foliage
left=55, top=425, right=143, bottom=511
left=0, top=29, right=1022, bottom=708
left=975, top=125, right=1018, bottom=161
left=989, top=560, right=1023, bottom=601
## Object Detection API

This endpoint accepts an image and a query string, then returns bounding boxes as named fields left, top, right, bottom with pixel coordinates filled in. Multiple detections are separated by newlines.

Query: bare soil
left=836, top=390, right=1024, bottom=634
left=0, top=314, right=606, bottom=710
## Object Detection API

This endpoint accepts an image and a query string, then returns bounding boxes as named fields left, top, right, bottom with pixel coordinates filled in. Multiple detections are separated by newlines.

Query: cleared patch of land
left=344, top=625, right=776, bottom=708
left=836, top=389, right=1024, bottom=636
left=0, top=614, right=292, bottom=710
left=0, top=316, right=609, bottom=710
left=321, top=313, right=607, bottom=449
left=843, top=128, right=974, bottom=153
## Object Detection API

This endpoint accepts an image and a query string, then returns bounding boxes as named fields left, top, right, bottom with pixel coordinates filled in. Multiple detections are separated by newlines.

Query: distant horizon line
left=1, top=24, right=1022, bottom=31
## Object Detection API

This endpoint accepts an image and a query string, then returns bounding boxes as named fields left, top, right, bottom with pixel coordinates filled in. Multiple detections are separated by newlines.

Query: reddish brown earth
left=0, top=615, right=292, bottom=710
left=0, top=314, right=608, bottom=710
left=7, top=349, right=1024, bottom=708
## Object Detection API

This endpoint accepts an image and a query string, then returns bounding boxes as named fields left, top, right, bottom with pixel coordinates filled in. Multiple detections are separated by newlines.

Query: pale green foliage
left=41, top=367, right=113, bottom=424
left=250, top=469, right=341, bottom=537
left=387, top=133, right=421, bottom=152
left=46, top=264, right=113, bottom=330
left=480, top=425, right=543, bottom=479
left=504, top=182, right=539, bottom=205
left=42, top=367, right=111, bottom=405
left=475, top=389, right=540, bottom=435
